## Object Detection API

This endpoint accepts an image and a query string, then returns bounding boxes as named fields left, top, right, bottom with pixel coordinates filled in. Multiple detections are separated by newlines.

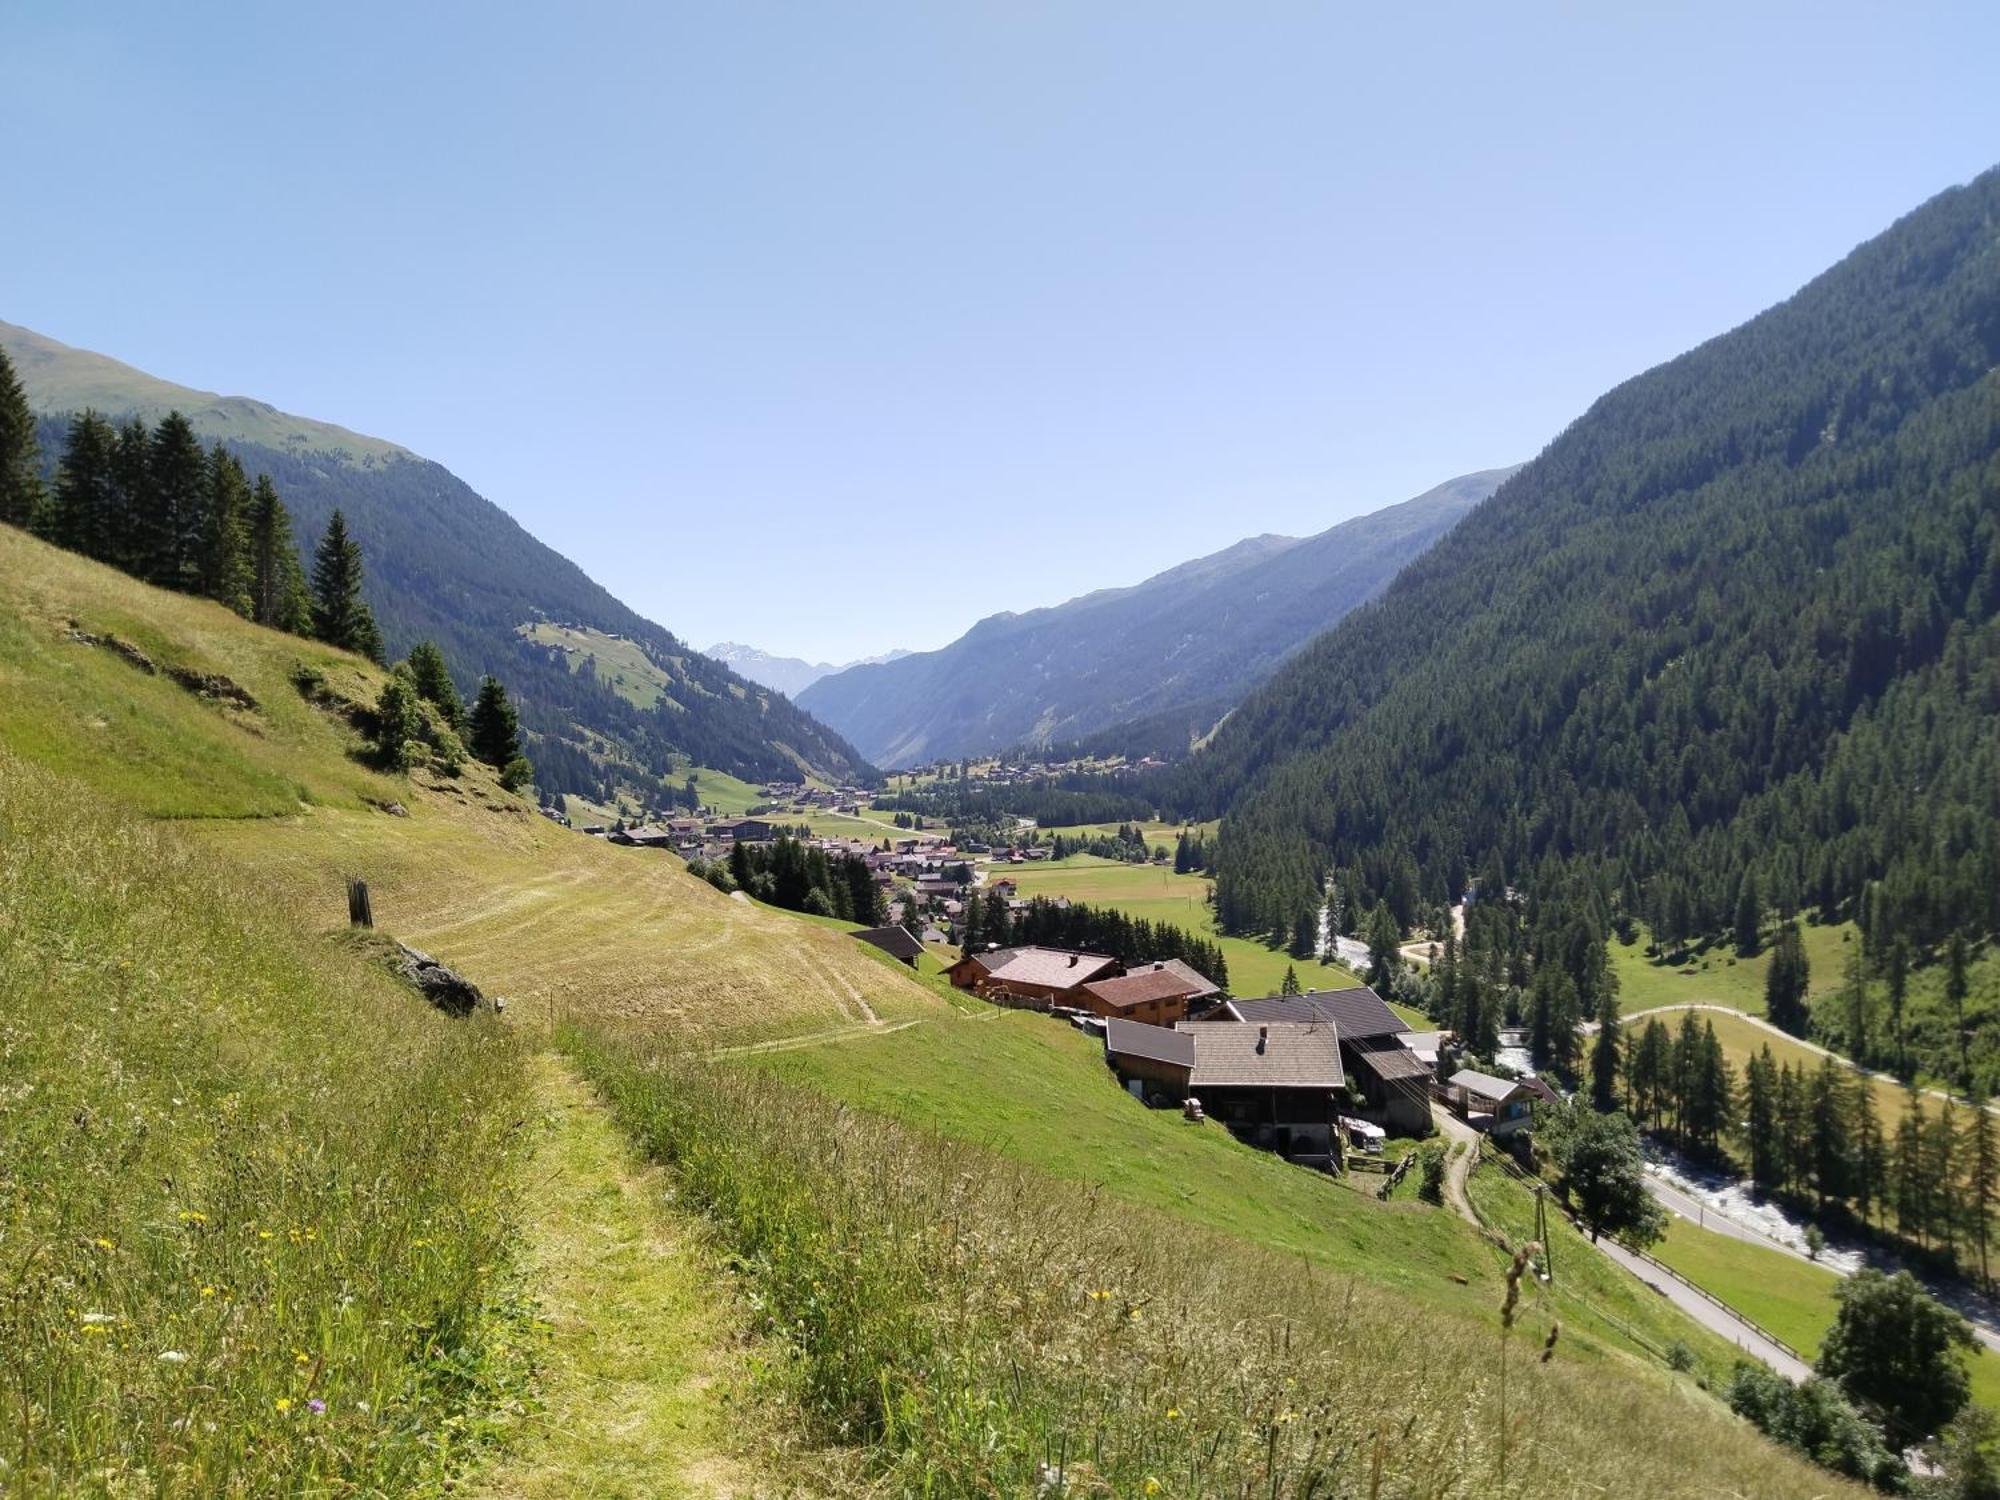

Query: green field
left=521, top=621, right=679, bottom=710
left=1649, top=1216, right=2000, bottom=1410
left=1611, top=920, right=1858, bottom=1019
left=999, top=855, right=1364, bottom=998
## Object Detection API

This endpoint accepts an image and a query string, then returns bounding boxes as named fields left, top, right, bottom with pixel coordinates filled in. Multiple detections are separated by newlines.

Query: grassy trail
left=473, top=1052, right=764, bottom=1500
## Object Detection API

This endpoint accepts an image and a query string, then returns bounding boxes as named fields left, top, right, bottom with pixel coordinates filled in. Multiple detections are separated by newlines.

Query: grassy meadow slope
left=4, top=318, right=877, bottom=796
left=0, top=754, right=529, bottom=1494
left=0, top=524, right=1873, bottom=1495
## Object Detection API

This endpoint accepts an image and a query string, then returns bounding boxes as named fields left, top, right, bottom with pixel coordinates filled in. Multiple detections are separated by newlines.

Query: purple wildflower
left=307, top=1398, right=326, bottom=1415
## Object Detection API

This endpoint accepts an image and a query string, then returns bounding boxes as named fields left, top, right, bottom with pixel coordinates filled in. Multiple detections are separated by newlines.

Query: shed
left=1446, top=1069, right=1536, bottom=1138
left=851, top=925, right=925, bottom=966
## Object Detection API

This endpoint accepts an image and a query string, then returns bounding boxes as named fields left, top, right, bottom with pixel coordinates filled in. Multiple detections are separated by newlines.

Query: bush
left=499, top=755, right=534, bottom=793
left=1726, top=1364, right=1903, bottom=1490
left=1419, top=1143, right=1447, bottom=1204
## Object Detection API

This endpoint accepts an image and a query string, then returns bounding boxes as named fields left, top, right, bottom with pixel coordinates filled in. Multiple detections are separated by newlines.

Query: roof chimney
left=1257, top=1025, right=1268, bottom=1054
left=1068, top=953, right=1078, bottom=967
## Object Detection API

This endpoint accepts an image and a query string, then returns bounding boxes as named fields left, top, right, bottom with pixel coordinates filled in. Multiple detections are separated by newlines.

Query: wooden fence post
left=347, top=878, right=373, bottom=929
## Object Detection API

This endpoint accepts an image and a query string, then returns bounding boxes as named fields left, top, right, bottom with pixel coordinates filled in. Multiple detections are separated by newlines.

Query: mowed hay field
left=1002, top=855, right=1364, bottom=997
left=1610, top=921, right=1857, bottom=1018
left=0, top=527, right=942, bottom=1049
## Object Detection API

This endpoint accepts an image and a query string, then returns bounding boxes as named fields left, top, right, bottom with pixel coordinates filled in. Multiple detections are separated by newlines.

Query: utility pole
left=1534, top=1184, right=1555, bottom=1285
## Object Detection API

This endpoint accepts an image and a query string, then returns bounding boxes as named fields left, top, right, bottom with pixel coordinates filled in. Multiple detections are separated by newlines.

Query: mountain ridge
left=798, top=466, right=1518, bottom=767
left=3, top=319, right=877, bottom=795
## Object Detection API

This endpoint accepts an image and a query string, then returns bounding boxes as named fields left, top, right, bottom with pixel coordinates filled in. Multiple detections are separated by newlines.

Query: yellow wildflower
left=199, top=1285, right=217, bottom=1298
left=1145, top=1481, right=1162, bottom=1497
left=93, top=1238, right=115, bottom=1251
left=1166, top=1407, right=1182, bottom=1420
left=275, top=1397, right=292, bottom=1414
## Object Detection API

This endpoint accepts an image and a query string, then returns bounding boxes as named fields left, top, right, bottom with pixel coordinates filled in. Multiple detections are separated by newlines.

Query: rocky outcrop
left=393, top=942, right=487, bottom=1017
left=66, top=624, right=257, bottom=707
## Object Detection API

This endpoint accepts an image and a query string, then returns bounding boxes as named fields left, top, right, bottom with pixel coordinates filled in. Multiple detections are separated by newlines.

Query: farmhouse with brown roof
left=1074, top=959, right=1220, bottom=1027
left=1103, top=1018, right=1346, bottom=1165
left=945, top=945, right=1122, bottom=1008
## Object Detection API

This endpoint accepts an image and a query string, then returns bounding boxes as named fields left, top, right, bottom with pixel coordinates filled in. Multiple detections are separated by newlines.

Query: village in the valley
left=548, top=765, right=1544, bottom=1177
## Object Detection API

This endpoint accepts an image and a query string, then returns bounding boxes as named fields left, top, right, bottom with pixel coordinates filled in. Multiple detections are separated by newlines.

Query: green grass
left=1463, top=1162, right=1749, bottom=1380
left=753, top=1009, right=1490, bottom=1302
left=0, top=752, right=530, bottom=1493
left=1000, top=855, right=1363, bottom=998
left=567, top=1023, right=1868, bottom=1499
left=520, top=622, right=677, bottom=711
left=1648, top=1217, right=2000, bottom=1411
left=1611, top=920, right=1857, bottom=1019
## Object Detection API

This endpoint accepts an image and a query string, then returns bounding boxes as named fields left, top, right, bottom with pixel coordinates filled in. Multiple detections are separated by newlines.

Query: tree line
left=685, top=837, right=881, bottom=926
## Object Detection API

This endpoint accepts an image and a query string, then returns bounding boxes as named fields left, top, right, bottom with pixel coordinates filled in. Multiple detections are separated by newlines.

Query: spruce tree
left=1280, top=964, right=1301, bottom=996
left=196, top=444, right=252, bottom=614
left=1968, top=1101, right=1998, bottom=1292
left=1764, top=920, right=1811, bottom=1037
left=246, top=476, right=312, bottom=633
left=310, top=509, right=384, bottom=662
left=51, top=410, right=117, bottom=560
left=0, top=344, right=44, bottom=530
left=373, top=668, right=423, bottom=770
left=1734, top=869, right=1762, bottom=956
left=1590, top=996, right=1623, bottom=1113
left=109, top=418, right=154, bottom=575
left=147, top=411, right=207, bottom=589
left=1746, top=1046, right=1780, bottom=1189
left=468, top=675, right=523, bottom=768
left=403, top=640, right=464, bottom=728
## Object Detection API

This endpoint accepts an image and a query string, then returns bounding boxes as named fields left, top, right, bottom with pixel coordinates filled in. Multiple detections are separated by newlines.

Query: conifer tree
left=1590, top=995, right=1623, bottom=1113
left=1928, top=1099, right=1962, bottom=1264
left=1734, top=869, right=1762, bottom=957
left=373, top=667, right=423, bottom=770
left=109, top=418, right=154, bottom=575
left=1364, top=902, right=1400, bottom=989
left=246, top=476, right=311, bottom=633
left=1745, top=1046, right=1780, bottom=1189
left=51, top=410, right=117, bottom=560
left=403, top=640, right=464, bottom=728
left=468, top=675, right=523, bottom=769
left=1809, top=1057, right=1852, bottom=1209
left=1764, top=920, right=1811, bottom=1037
left=1895, top=1093, right=1928, bottom=1245
left=1946, top=934, right=1972, bottom=1089
left=1967, top=1101, right=1998, bottom=1292
left=1280, top=964, right=1301, bottom=996
left=1852, top=1072, right=1887, bottom=1227
left=146, top=411, right=207, bottom=589
left=309, top=509, right=384, bottom=662
left=0, top=344, right=44, bottom=530
left=196, top=444, right=252, bottom=614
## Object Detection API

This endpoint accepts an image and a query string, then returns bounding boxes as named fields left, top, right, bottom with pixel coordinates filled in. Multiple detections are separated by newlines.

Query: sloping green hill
left=1191, top=167, right=2000, bottom=959
left=799, top=467, right=1515, bottom=766
left=3, top=319, right=875, bottom=797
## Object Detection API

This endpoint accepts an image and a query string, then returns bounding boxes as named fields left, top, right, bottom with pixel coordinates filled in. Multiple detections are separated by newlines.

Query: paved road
left=1428, top=1104, right=1812, bottom=1380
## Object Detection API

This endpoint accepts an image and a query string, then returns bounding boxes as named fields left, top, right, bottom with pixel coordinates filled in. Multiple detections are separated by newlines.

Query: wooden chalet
left=945, top=945, right=1122, bottom=1008
left=1073, top=960, right=1221, bottom=1027
left=1208, top=987, right=1434, bottom=1135
left=1103, top=1018, right=1346, bottom=1164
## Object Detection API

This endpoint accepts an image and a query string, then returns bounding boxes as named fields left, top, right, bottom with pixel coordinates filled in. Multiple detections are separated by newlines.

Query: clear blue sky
left=4, top=3, right=1994, bottom=662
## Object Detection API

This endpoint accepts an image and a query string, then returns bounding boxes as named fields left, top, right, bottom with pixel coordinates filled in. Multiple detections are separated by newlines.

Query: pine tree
left=246, top=476, right=312, bottom=632
left=1734, top=869, right=1762, bottom=957
left=403, top=641, right=464, bottom=728
left=1590, top=995, right=1623, bottom=1113
left=1809, top=1057, right=1852, bottom=1209
left=146, top=411, right=207, bottom=589
left=1280, top=964, right=1302, bottom=996
left=1745, top=1046, right=1780, bottom=1190
left=51, top=410, right=117, bottom=560
left=1967, top=1100, right=1998, bottom=1292
left=309, top=510, right=384, bottom=661
left=109, top=418, right=154, bottom=575
left=468, top=676, right=523, bottom=769
left=1764, top=920, right=1811, bottom=1037
left=196, top=444, right=252, bottom=614
left=1365, top=902, right=1400, bottom=989
left=1946, top=933, right=1972, bottom=1090
left=1852, top=1071, right=1887, bottom=1227
left=0, top=344, right=44, bottom=530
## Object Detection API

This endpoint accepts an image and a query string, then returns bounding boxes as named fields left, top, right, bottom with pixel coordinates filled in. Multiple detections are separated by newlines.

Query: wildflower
left=93, top=1237, right=115, bottom=1251
left=1165, top=1407, right=1182, bottom=1421
left=177, top=1210, right=208, bottom=1225
left=1144, top=1481, right=1162, bottom=1496
left=257, top=1230, right=274, bottom=1241
left=80, top=1312, right=115, bottom=1325
left=1085, top=1288, right=1112, bottom=1301
left=1128, top=1307, right=1142, bottom=1321
left=307, top=1398, right=326, bottom=1415
left=198, top=1285, right=217, bottom=1298
left=158, top=1350, right=189, bottom=1364
left=275, top=1398, right=292, bottom=1414
left=295, top=1351, right=310, bottom=1366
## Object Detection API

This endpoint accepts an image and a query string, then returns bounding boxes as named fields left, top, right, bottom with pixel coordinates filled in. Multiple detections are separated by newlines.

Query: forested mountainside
left=2, top=321, right=873, bottom=793
left=799, top=466, right=1516, bottom=767
left=1183, top=168, right=2000, bottom=956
